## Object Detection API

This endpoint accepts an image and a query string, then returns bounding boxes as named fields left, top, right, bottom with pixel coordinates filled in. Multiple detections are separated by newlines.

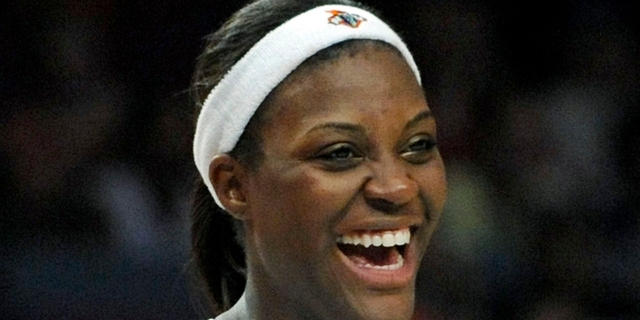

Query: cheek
left=437, top=160, right=448, bottom=202
left=418, top=159, right=448, bottom=217
left=248, top=168, right=361, bottom=259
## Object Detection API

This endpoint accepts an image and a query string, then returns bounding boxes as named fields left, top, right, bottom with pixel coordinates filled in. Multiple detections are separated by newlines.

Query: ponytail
left=191, top=178, right=246, bottom=315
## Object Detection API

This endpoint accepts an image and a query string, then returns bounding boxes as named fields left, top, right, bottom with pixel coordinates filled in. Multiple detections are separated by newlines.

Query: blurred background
left=2, top=0, right=638, bottom=319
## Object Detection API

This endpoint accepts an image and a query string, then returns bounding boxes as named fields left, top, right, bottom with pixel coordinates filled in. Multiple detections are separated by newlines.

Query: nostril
left=365, top=198, right=401, bottom=214
left=363, top=174, right=418, bottom=209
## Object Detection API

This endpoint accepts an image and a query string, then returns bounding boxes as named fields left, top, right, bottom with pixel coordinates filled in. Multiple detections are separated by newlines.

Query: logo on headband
left=326, top=10, right=367, bottom=28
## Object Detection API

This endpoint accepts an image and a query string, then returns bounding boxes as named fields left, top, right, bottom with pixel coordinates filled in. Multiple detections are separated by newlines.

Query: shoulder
left=208, top=293, right=248, bottom=320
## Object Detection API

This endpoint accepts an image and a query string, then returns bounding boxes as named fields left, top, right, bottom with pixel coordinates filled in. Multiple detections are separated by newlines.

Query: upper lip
left=334, top=216, right=422, bottom=236
left=336, top=227, right=411, bottom=248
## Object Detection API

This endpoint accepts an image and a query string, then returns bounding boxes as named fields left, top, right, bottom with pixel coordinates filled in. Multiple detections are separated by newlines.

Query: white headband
left=194, top=4, right=421, bottom=208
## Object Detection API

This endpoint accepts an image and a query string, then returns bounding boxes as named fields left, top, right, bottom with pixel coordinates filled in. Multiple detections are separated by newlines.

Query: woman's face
left=240, top=45, right=446, bottom=319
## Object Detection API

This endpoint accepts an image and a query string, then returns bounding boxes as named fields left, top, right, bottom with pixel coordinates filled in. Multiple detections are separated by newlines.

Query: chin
left=351, top=289, right=416, bottom=320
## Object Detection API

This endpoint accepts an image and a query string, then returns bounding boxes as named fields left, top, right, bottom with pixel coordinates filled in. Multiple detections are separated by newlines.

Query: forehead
left=260, top=44, right=426, bottom=126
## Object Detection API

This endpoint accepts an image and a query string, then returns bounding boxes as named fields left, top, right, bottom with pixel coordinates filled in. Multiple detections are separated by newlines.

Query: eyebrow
left=306, top=110, right=433, bottom=135
left=404, top=110, right=433, bottom=131
left=306, top=122, right=366, bottom=136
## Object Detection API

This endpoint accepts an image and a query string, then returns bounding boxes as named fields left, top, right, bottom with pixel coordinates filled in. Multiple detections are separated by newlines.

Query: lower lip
left=335, top=240, right=417, bottom=290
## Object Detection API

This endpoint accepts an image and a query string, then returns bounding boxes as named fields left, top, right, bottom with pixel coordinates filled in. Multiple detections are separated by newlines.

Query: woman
left=191, top=0, right=447, bottom=319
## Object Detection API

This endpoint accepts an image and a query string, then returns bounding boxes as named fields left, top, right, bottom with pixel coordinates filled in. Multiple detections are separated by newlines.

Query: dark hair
left=190, top=0, right=401, bottom=316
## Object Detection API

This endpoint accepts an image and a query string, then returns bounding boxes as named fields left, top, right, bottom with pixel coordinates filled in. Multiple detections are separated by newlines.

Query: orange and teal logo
left=326, top=10, right=367, bottom=28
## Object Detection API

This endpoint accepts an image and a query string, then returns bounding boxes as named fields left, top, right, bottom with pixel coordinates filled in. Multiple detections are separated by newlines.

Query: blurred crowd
left=2, top=0, right=639, bottom=319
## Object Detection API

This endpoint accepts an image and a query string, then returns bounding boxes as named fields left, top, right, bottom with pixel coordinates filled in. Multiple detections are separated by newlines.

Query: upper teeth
left=336, top=228, right=411, bottom=248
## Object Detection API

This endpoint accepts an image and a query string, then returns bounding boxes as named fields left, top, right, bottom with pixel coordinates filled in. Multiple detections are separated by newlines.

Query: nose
left=363, top=158, right=419, bottom=212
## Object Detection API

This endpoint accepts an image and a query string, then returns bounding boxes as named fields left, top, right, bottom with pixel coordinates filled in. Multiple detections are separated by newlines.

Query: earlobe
left=208, top=155, right=249, bottom=220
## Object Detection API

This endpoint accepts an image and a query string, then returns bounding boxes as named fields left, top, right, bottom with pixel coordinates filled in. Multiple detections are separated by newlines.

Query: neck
left=244, top=274, right=306, bottom=320
left=214, top=277, right=300, bottom=320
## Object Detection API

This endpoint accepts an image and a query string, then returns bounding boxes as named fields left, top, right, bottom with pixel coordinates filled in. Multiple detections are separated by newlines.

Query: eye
left=401, top=135, right=437, bottom=164
left=314, top=143, right=364, bottom=171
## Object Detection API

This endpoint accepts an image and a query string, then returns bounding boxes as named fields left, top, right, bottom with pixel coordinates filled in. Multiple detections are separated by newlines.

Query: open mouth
left=336, top=228, right=411, bottom=271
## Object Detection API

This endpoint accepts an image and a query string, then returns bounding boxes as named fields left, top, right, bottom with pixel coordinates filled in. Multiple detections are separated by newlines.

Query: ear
left=208, top=155, right=249, bottom=220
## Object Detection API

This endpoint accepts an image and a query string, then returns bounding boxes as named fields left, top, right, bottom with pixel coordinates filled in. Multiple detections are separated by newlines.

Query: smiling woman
left=190, top=1, right=446, bottom=319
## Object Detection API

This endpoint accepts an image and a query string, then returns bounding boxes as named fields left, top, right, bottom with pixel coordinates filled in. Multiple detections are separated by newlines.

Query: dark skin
left=210, top=45, right=447, bottom=320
